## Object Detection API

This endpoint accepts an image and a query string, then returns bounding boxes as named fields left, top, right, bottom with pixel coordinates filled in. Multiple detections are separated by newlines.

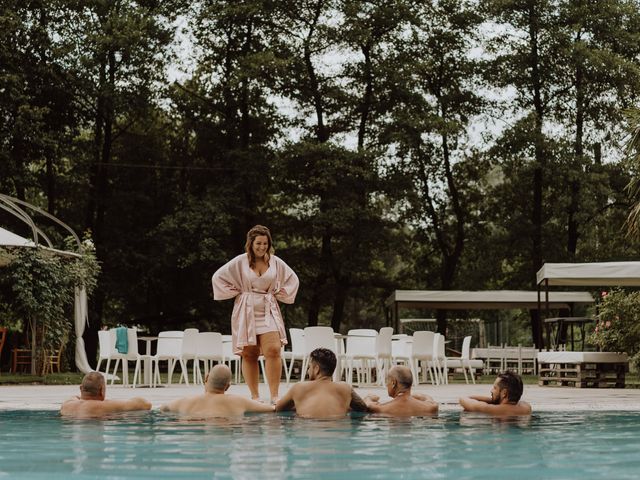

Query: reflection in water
left=2, top=410, right=640, bottom=479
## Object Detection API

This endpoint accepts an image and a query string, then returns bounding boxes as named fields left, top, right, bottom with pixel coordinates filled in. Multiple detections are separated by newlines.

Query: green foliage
left=588, top=290, right=640, bottom=370
left=2, top=0, right=640, bottom=349
left=0, top=239, right=99, bottom=365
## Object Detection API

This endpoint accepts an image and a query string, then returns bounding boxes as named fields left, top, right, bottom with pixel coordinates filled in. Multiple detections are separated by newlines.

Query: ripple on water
left=1, top=410, right=640, bottom=479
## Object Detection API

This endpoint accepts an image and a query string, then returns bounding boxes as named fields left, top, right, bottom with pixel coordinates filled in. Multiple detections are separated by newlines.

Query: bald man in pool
left=60, top=372, right=152, bottom=417
left=160, top=364, right=275, bottom=416
left=275, top=348, right=369, bottom=418
left=364, top=366, right=438, bottom=416
left=459, top=371, right=532, bottom=416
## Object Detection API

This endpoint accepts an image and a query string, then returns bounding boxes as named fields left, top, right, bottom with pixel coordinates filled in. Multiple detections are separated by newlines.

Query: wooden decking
left=538, top=361, right=627, bottom=388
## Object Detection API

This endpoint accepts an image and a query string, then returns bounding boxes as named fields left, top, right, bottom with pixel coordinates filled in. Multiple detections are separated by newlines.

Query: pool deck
left=2, top=382, right=640, bottom=411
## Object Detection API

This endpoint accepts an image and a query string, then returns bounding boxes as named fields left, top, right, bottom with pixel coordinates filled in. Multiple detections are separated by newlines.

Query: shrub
left=588, top=289, right=640, bottom=370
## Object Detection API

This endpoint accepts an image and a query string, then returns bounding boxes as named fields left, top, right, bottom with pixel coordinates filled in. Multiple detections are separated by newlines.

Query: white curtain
left=74, top=286, right=93, bottom=373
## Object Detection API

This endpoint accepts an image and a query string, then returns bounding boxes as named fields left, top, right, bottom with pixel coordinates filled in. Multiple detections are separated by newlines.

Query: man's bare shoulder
left=61, top=399, right=122, bottom=417
left=375, top=396, right=438, bottom=417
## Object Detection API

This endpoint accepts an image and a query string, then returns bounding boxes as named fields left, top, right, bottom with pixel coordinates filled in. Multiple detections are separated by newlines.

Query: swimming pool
left=1, top=410, right=639, bottom=479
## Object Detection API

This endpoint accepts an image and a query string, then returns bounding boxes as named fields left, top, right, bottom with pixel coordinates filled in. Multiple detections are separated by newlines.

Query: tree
left=383, top=0, right=484, bottom=333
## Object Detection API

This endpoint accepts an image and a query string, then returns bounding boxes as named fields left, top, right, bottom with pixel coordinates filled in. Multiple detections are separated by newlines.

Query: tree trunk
left=567, top=56, right=584, bottom=257
left=331, top=278, right=349, bottom=332
left=528, top=3, right=546, bottom=348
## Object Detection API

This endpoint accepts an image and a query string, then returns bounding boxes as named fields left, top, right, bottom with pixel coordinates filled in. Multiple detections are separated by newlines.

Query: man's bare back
left=61, top=397, right=151, bottom=418
left=161, top=393, right=273, bottom=417
left=60, top=372, right=151, bottom=418
left=277, top=379, right=361, bottom=418
left=367, top=393, right=438, bottom=417
left=276, top=349, right=368, bottom=418
left=160, top=364, right=274, bottom=417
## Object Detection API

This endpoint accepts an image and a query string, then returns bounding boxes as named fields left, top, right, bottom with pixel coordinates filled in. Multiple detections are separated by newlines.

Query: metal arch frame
left=0, top=194, right=81, bottom=251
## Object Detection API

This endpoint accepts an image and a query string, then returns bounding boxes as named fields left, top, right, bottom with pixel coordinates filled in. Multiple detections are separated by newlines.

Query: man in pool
left=60, top=372, right=152, bottom=417
left=363, top=365, right=438, bottom=416
left=160, top=364, right=275, bottom=416
left=459, top=371, right=532, bottom=415
left=275, top=347, right=369, bottom=418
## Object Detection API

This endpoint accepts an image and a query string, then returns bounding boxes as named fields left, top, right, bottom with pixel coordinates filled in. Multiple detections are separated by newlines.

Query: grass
left=0, top=372, right=84, bottom=385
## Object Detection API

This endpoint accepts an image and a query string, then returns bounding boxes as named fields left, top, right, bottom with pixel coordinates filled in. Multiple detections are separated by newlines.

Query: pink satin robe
left=212, top=253, right=299, bottom=354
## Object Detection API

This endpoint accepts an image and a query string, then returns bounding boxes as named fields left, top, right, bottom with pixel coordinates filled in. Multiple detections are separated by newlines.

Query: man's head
left=386, top=366, right=413, bottom=397
left=308, top=348, right=336, bottom=380
left=490, top=371, right=524, bottom=404
left=206, top=364, right=232, bottom=393
left=80, top=372, right=106, bottom=400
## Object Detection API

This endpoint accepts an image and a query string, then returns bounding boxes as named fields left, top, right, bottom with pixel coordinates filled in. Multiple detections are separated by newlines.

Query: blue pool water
left=1, top=410, right=639, bottom=479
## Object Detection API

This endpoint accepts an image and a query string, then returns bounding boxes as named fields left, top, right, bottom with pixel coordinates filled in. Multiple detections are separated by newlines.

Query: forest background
left=2, top=0, right=640, bottom=366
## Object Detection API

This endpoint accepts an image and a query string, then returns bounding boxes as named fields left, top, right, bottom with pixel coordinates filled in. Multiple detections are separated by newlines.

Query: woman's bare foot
left=270, top=396, right=279, bottom=405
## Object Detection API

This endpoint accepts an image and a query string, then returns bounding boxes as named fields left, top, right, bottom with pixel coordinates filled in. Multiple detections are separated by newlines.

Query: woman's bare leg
left=241, top=345, right=261, bottom=399
left=258, top=331, right=282, bottom=402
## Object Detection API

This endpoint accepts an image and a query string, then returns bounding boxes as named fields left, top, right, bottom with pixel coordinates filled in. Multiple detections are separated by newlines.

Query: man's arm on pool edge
left=350, top=388, right=369, bottom=412
left=109, top=397, right=152, bottom=412
left=459, top=397, right=531, bottom=415
left=275, top=385, right=297, bottom=412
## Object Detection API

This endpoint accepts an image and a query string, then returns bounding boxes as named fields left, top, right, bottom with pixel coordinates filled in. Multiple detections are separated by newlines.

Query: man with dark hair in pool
left=364, top=365, right=438, bottom=416
left=60, top=372, right=152, bottom=417
left=459, top=371, right=532, bottom=415
left=160, top=364, right=274, bottom=416
left=275, top=348, right=369, bottom=418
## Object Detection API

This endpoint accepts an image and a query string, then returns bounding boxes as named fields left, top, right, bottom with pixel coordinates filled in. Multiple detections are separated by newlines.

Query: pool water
left=1, top=410, right=639, bottom=479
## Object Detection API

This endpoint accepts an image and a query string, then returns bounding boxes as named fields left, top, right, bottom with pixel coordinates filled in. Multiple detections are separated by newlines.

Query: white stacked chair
left=194, top=332, right=225, bottom=385
left=151, top=330, right=184, bottom=387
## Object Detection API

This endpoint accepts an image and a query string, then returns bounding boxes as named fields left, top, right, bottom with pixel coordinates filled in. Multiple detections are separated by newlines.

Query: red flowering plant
left=588, top=289, right=640, bottom=370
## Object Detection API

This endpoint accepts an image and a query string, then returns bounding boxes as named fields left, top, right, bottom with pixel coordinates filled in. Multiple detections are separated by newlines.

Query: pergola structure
left=0, top=194, right=92, bottom=375
left=385, top=290, right=595, bottom=344
left=536, top=261, right=640, bottom=349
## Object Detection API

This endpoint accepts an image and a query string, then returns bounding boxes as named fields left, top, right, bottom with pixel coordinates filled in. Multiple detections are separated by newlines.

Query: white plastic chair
left=221, top=335, right=241, bottom=384
left=96, top=330, right=117, bottom=377
left=151, top=330, right=184, bottom=387
left=111, top=328, right=151, bottom=388
left=301, top=326, right=336, bottom=380
left=432, top=333, right=447, bottom=385
left=410, top=331, right=437, bottom=385
left=284, top=328, right=305, bottom=384
left=193, top=332, right=224, bottom=385
left=375, top=327, right=393, bottom=385
left=106, top=328, right=129, bottom=385
left=343, top=329, right=377, bottom=386
left=177, top=328, right=200, bottom=386
left=446, top=336, right=484, bottom=384
left=392, top=336, right=412, bottom=367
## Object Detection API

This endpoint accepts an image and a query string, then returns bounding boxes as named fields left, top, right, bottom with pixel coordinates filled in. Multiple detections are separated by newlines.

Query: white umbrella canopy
left=0, top=226, right=36, bottom=246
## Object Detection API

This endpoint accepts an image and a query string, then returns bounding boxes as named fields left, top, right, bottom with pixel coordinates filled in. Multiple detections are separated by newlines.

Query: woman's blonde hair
left=245, top=225, right=274, bottom=268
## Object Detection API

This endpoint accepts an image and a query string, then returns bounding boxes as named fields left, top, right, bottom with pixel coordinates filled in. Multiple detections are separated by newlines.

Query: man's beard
left=490, top=392, right=500, bottom=405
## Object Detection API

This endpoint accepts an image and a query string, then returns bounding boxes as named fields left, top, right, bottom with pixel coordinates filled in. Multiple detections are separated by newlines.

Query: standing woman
left=212, top=225, right=299, bottom=404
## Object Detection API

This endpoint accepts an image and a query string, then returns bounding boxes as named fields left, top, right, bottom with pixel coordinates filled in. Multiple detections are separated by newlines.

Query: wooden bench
left=538, top=351, right=628, bottom=388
